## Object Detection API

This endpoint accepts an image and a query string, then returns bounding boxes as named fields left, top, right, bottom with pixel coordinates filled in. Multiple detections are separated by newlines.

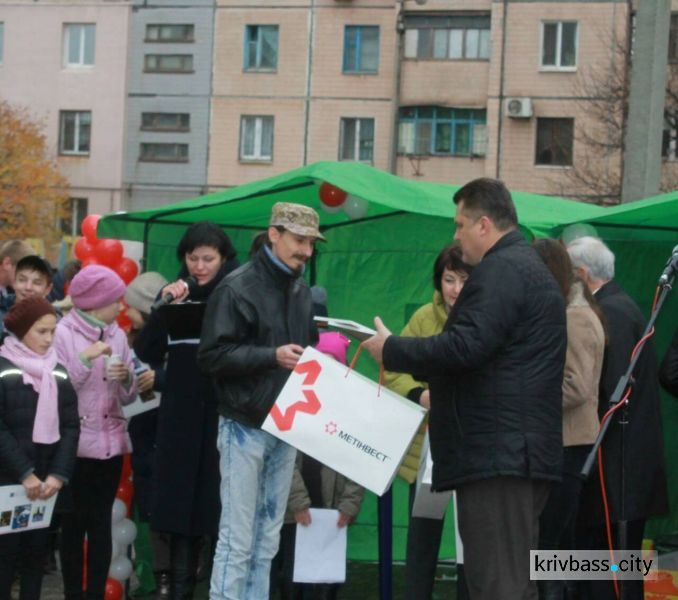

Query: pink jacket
left=53, top=310, right=137, bottom=460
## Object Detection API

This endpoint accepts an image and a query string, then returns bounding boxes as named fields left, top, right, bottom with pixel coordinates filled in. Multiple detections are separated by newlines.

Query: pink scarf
left=0, top=336, right=60, bottom=444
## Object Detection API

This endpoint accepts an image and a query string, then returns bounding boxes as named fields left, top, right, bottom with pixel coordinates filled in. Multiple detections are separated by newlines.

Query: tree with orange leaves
left=0, top=100, right=69, bottom=244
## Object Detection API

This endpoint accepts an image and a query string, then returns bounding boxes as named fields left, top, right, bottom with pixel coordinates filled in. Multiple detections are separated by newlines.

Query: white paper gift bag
left=262, top=346, right=426, bottom=496
left=411, top=433, right=453, bottom=519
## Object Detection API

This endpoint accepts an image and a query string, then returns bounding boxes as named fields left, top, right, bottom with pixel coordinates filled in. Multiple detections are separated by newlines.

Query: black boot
left=170, top=534, right=201, bottom=600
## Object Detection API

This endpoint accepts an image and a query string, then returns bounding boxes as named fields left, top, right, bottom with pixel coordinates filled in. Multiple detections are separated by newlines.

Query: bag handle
left=345, top=341, right=385, bottom=397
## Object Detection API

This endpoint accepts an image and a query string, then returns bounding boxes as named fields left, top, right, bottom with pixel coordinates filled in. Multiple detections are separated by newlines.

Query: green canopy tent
left=98, top=161, right=678, bottom=563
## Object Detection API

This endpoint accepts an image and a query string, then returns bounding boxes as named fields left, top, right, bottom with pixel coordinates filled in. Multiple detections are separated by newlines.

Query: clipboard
left=159, top=302, right=206, bottom=344
left=314, top=316, right=376, bottom=342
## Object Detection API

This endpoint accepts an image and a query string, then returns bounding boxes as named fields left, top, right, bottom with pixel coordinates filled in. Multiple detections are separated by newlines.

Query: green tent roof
left=99, top=161, right=606, bottom=243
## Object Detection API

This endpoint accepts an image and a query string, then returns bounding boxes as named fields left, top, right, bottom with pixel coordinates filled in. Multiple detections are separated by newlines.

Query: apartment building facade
left=124, top=0, right=216, bottom=211
left=0, top=0, right=131, bottom=229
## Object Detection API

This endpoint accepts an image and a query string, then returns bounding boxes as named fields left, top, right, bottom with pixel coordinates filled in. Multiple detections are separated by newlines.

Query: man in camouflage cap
left=199, top=202, right=321, bottom=599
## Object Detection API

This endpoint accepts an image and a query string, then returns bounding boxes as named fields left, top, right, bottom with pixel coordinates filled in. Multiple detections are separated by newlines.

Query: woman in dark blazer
left=134, top=222, right=239, bottom=600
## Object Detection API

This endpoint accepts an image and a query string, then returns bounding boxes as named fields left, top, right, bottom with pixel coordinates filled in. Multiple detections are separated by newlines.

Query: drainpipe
left=496, top=0, right=509, bottom=179
left=390, top=0, right=405, bottom=174
left=303, top=0, right=316, bottom=165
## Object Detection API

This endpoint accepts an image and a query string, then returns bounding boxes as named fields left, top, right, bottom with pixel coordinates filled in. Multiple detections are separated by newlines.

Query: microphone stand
left=580, top=268, right=675, bottom=599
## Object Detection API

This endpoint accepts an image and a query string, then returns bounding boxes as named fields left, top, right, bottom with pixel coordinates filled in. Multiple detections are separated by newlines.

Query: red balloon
left=121, top=454, right=132, bottom=482
left=319, top=183, right=347, bottom=208
left=73, top=237, right=96, bottom=261
left=105, top=578, right=123, bottom=600
left=116, top=480, right=134, bottom=514
left=114, top=258, right=139, bottom=285
left=81, top=257, right=101, bottom=269
left=116, top=312, right=132, bottom=333
left=94, top=239, right=124, bottom=268
left=81, top=214, right=101, bottom=242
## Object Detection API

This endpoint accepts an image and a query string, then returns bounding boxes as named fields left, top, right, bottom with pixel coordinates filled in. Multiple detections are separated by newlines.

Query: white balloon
left=109, top=555, right=133, bottom=581
left=111, top=539, right=121, bottom=559
left=321, top=203, right=342, bottom=214
left=112, top=518, right=137, bottom=546
left=342, top=195, right=369, bottom=220
left=111, top=498, right=127, bottom=524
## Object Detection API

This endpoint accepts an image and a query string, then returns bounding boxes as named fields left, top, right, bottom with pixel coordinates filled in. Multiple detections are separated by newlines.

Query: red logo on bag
left=269, top=360, right=322, bottom=431
left=325, top=421, right=338, bottom=435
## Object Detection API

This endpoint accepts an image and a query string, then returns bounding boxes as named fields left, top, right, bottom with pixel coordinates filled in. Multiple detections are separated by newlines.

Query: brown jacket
left=284, top=453, right=365, bottom=524
left=562, top=282, right=605, bottom=446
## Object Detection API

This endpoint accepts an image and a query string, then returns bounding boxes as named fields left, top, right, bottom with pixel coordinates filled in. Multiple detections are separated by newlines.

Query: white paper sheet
left=293, top=508, right=347, bottom=584
left=0, top=485, right=57, bottom=535
left=122, top=393, right=161, bottom=419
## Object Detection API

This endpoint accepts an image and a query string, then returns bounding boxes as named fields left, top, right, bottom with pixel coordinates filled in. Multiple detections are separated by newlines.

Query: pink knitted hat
left=315, top=332, right=350, bottom=365
left=69, top=265, right=126, bottom=310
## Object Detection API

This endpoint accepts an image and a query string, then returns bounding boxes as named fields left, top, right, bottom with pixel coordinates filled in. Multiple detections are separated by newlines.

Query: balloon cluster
left=105, top=455, right=137, bottom=598
left=73, top=215, right=139, bottom=332
left=318, top=183, right=369, bottom=220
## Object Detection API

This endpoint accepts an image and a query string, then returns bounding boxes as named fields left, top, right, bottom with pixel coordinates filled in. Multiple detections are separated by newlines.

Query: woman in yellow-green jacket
left=384, top=244, right=472, bottom=600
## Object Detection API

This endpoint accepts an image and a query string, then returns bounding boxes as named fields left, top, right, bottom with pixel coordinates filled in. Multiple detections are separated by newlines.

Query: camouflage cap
left=269, top=202, right=326, bottom=241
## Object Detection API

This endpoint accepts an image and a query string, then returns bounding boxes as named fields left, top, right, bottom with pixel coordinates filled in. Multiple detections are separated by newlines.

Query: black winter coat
left=578, top=280, right=669, bottom=524
left=198, top=247, right=318, bottom=428
left=384, top=231, right=567, bottom=491
left=659, top=326, right=678, bottom=398
left=0, top=356, right=80, bottom=509
left=134, top=258, right=239, bottom=536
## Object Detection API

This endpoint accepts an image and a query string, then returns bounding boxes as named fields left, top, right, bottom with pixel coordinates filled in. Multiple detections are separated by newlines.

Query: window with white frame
left=244, top=25, right=279, bottom=71
left=541, top=21, right=577, bottom=69
left=144, top=54, right=193, bottom=73
left=339, top=118, right=374, bottom=162
left=404, top=15, right=491, bottom=61
left=535, top=118, right=574, bottom=166
left=662, top=111, right=678, bottom=160
left=139, top=143, right=189, bottom=162
left=63, top=24, right=95, bottom=67
left=0, top=23, right=4, bottom=65
left=240, top=116, right=274, bottom=161
left=145, top=24, right=194, bottom=43
left=397, top=107, right=487, bottom=157
left=59, top=198, right=88, bottom=236
left=59, top=111, right=91, bottom=156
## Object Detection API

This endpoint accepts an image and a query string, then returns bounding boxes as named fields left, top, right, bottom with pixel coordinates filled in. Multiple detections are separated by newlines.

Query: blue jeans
left=210, top=417, right=297, bottom=600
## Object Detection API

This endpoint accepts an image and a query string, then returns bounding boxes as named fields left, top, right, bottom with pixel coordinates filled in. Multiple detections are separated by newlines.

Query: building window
left=244, top=25, right=278, bottom=71
left=535, top=118, right=574, bottom=166
left=0, top=23, right=4, bottom=65
left=404, top=15, right=491, bottom=61
left=397, top=107, right=487, bottom=157
left=662, top=112, right=678, bottom=160
left=60, top=198, right=88, bottom=236
left=144, top=54, right=193, bottom=73
left=63, top=24, right=95, bottom=67
left=339, top=118, right=374, bottom=162
left=145, top=24, right=194, bottom=43
left=240, top=116, right=274, bottom=161
left=343, top=26, right=379, bottom=74
left=139, top=143, right=189, bottom=163
left=669, top=14, right=678, bottom=63
left=541, top=22, right=577, bottom=69
left=141, top=113, right=190, bottom=132
left=59, top=111, right=91, bottom=156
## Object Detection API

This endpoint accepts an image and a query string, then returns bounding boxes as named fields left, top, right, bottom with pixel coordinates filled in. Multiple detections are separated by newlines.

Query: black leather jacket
left=384, top=231, right=567, bottom=490
left=660, top=327, right=678, bottom=398
left=198, top=248, right=318, bottom=428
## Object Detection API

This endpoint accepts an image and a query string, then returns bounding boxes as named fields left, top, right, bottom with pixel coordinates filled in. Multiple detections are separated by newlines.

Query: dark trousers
left=404, top=483, right=445, bottom=600
left=270, top=523, right=340, bottom=600
left=61, top=455, right=122, bottom=600
left=576, top=519, right=646, bottom=600
left=169, top=533, right=202, bottom=600
left=457, top=476, right=551, bottom=600
left=0, top=528, right=50, bottom=600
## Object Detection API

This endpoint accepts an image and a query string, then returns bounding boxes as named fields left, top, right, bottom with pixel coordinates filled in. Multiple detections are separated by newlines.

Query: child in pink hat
left=52, top=265, right=138, bottom=599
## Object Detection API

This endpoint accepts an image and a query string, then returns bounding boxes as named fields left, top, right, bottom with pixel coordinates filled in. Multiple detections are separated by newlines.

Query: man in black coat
left=198, top=203, right=321, bottom=600
left=660, top=327, right=678, bottom=397
left=364, top=178, right=567, bottom=600
left=567, top=236, right=669, bottom=600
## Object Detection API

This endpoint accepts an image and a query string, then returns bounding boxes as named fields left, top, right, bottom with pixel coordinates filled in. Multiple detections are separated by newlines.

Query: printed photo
left=0, top=511, right=11, bottom=527
left=31, top=506, right=46, bottom=523
left=11, top=504, right=31, bottom=530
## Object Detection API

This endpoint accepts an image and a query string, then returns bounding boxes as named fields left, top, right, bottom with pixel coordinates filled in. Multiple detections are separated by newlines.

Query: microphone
left=151, top=276, right=198, bottom=310
left=659, top=245, right=678, bottom=286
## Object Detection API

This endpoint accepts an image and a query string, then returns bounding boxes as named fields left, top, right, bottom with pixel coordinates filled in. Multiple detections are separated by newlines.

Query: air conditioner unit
left=505, top=97, right=533, bottom=119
